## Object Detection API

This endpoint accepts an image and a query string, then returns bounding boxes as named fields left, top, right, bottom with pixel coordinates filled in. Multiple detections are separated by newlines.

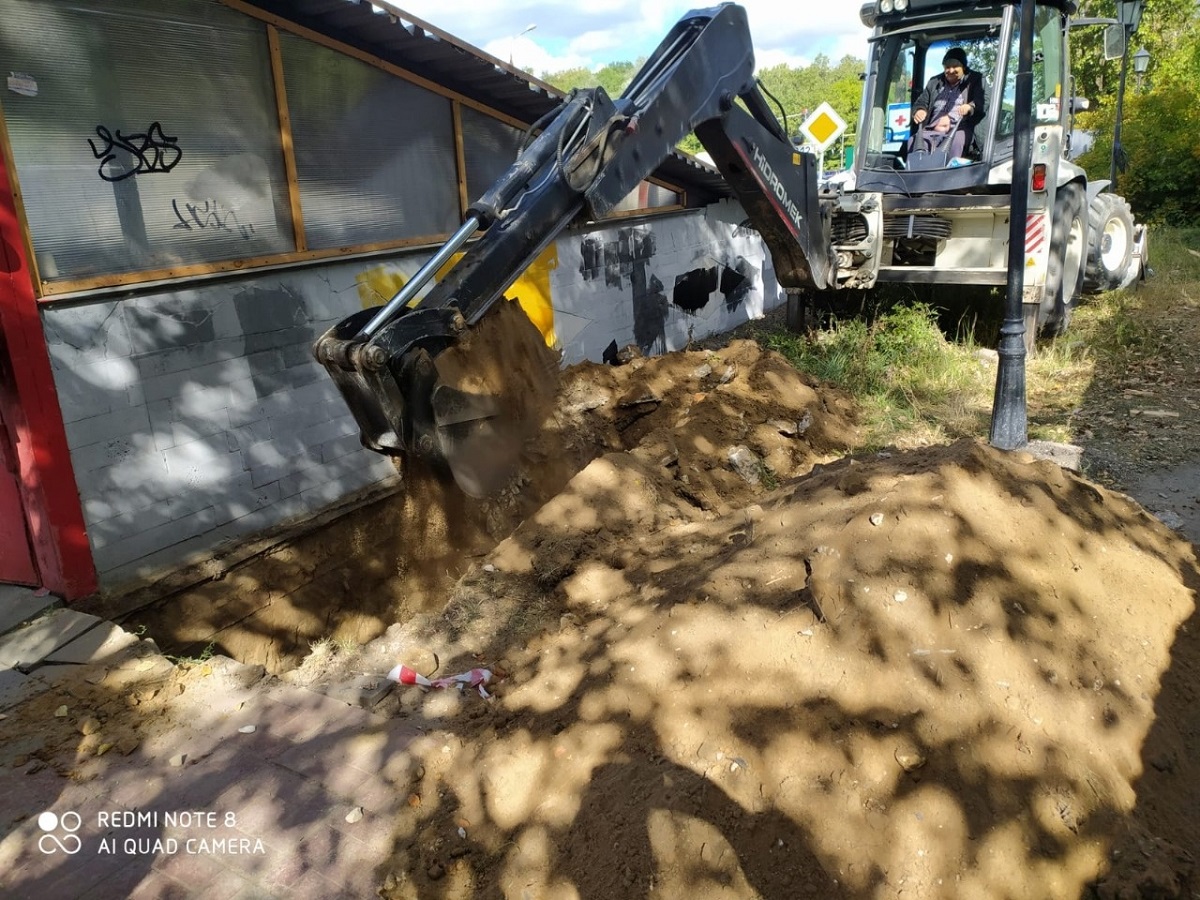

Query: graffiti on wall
left=673, top=258, right=757, bottom=314
left=580, top=226, right=668, bottom=356
left=734, top=218, right=760, bottom=239
left=581, top=224, right=760, bottom=356
left=89, top=122, right=183, bottom=182
left=172, top=199, right=255, bottom=240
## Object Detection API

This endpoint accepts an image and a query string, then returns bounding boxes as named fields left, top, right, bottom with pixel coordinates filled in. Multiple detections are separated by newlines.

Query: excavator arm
left=313, top=2, right=835, bottom=495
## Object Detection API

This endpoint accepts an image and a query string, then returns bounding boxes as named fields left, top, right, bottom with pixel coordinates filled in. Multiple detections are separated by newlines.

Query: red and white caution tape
left=386, top=663, right=493, bottom=699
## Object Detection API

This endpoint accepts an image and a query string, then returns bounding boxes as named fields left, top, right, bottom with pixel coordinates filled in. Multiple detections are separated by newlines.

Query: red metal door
left=0, top=395, right=37, bottom=585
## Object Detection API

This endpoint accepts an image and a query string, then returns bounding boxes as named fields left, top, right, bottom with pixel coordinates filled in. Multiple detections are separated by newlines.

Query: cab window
left=997, top=6, right=1066, bottom=140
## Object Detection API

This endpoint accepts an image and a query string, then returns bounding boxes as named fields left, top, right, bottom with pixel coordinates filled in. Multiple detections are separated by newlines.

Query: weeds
left=759, top=463, right=780, bottom=491
left=760, top=302, right=995, bottom=449
left=307, top=636, right=359, bottom=658
left=308, top=637, right=335, bottom=657
left=752, top=226, right=1200, bottom=450
left=748, top=240, right=1190, bottom=451
left=166, top=640, right=216, bottom=666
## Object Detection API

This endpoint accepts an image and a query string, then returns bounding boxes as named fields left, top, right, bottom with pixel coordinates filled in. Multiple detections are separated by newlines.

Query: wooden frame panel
left=0, top=97, right=40, bottom=288
left=452, top=101, right=470, bottom=219
left=267, top=24, right=307, bottom=253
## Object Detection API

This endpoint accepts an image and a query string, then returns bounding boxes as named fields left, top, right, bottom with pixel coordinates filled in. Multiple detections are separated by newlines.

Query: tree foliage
left=545, top=61, right=641, bottom=99
left=1073, top=0, right=1200, bottom=224
left=754, top=54, right=865, bottom=143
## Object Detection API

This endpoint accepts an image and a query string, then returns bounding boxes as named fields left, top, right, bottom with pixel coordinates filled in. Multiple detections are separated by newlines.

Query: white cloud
left=389, top=0, right=869, bottom=75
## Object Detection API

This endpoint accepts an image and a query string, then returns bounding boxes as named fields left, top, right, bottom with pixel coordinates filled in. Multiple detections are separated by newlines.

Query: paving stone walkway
left=0, top=591, right=418, bottom=899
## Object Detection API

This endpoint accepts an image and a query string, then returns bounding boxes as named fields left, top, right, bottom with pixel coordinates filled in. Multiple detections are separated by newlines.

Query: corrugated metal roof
left=243, top=0, right=732, bottom=205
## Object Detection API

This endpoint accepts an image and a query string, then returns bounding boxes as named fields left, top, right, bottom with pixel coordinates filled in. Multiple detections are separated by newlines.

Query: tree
left=1073, top=0, right=1200, bottom=223
left=1069, top=0, right=1194, bottom=101
left=540, top=60, right=641, bottom=98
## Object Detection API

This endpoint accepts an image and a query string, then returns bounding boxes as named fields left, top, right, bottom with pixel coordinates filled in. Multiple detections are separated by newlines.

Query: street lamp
left=509, top=24, right=537, bottom=66
left=1109, top=0, right=1146, bottom=185
left=1116, top=0, right=1145, bottom=31
left=1133, top=46, right=1151, bottom=92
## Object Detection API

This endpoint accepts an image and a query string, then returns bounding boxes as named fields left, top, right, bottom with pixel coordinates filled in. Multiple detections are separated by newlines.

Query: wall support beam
left=0, top=139, right=97, bottom=600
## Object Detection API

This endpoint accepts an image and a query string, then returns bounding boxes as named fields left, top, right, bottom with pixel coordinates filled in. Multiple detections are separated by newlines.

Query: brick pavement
left=0, top=645, right=420, bottom=899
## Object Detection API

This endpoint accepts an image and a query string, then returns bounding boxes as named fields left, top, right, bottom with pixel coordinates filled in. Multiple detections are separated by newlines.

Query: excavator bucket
left=430, top=383, right=514, bottom=498
left=426, top=298, right=561, bottom=496
left=313, top=296, right=558, bottom=498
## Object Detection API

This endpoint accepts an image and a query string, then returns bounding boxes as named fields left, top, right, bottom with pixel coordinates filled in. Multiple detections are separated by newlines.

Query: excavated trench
left=106, top=305, right=861, bottom=674
left=111, top=300, right=577, bottom=673
left=110, top=469, right=528, bottom=673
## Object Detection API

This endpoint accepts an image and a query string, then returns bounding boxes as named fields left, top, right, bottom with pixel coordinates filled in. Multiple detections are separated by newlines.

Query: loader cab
left=854, top=0, right=1072, bottom=194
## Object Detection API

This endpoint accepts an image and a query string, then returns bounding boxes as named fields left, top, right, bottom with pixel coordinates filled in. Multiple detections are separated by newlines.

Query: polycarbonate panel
left=0, top=0, right=293, bottom=281
left=460, top=106, right=524, bottom=203
left=610, top=181, right=683, bottom=215
left=461, top=105, right=681, bottom=217
left=279, top=33, right=460, bottom=250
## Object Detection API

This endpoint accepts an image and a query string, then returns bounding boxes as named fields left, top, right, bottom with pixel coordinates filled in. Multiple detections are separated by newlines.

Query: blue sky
left=387, top=1, right=870, bottom=75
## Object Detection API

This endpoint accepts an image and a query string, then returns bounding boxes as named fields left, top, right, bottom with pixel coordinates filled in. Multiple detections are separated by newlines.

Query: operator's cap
left=942, top=47, right=968, bottom=68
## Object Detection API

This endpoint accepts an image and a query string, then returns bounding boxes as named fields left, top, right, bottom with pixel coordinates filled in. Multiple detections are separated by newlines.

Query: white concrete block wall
left=41, top=202, right=783, bottom=587
left=42, top=263, right=401, bottom=586
left=554, top=202, right=784, bottom=363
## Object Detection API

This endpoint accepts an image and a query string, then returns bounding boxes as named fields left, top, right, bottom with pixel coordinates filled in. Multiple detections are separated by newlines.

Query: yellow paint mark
left=354, top=244, right=559, bottom=349
left=355, top=264, right=414, bottom=310
left=509, top=244, right=559, bottom=349
left=434, top=244, right=559, bottom=349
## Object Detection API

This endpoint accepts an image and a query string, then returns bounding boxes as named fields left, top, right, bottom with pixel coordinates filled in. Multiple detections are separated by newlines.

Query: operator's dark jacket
left=913, top=68, right=986, bottom=131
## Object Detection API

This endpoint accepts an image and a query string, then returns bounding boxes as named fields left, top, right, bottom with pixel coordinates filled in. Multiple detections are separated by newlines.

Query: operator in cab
left=909, top=47, right=985, bottom=163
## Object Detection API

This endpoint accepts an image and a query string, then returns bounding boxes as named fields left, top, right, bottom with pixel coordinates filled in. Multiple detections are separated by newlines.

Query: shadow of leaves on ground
left=352, top=438, right=1198, bottom=899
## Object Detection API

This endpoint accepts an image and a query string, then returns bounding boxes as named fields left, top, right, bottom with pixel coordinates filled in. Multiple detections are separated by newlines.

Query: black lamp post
left=1110, top=0, right=1146, bottom=184
left=989, top=0, right=1037, bottom=451
left=1133, top=46, right=1151, bottom=92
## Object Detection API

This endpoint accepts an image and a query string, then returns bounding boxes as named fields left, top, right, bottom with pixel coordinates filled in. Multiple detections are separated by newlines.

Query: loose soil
left=71, top=299, right=1200, bottom=897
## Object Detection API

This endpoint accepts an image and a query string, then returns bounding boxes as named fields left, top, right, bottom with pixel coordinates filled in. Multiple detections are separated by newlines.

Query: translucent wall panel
left=279, top=34, right=460, bottom=250
left=609, top=181, right=682, bottom=215
left=460, top=106, right=524, bottom=203
left=0, top=0, right=293, bottom=281
left=462, top=105, right=680, bottom=217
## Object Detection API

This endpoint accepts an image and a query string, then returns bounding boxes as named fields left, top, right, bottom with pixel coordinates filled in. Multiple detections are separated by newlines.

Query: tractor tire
left=1082, top=192, right=1136, bottom=295
left=1041, top=184, right=1086, bottom=337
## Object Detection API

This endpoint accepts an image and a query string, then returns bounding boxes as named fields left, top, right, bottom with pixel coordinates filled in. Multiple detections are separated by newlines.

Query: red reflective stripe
left=1025, top=214, right=1046, bottom=253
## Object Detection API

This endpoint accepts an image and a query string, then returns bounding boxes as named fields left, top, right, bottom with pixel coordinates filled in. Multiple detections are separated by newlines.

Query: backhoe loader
left=313, top=0, right=1146, bottom=496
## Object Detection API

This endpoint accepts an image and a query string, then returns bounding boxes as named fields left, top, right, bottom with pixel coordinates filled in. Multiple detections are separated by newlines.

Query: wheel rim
left=1100, top=217, right=1130, bottom=271
left=1065, top=212, right=1086, bottom=296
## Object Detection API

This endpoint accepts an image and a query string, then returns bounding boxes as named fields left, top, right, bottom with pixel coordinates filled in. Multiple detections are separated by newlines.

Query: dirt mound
left=307, top=438, right=1199, bottom=899
left=118, top=335, right=858, bottom=673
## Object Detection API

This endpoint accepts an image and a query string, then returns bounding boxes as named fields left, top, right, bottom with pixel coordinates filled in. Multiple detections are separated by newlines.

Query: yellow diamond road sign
left=800, top=102, right=847, bottom=152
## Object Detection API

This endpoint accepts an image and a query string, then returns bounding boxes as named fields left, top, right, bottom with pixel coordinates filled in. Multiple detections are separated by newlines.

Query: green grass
left=743, top=225, right=1197, bottom=454
left=1070, top=225, right=1200, bottom=360
left=759, top=302, right=1001, bottom=450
